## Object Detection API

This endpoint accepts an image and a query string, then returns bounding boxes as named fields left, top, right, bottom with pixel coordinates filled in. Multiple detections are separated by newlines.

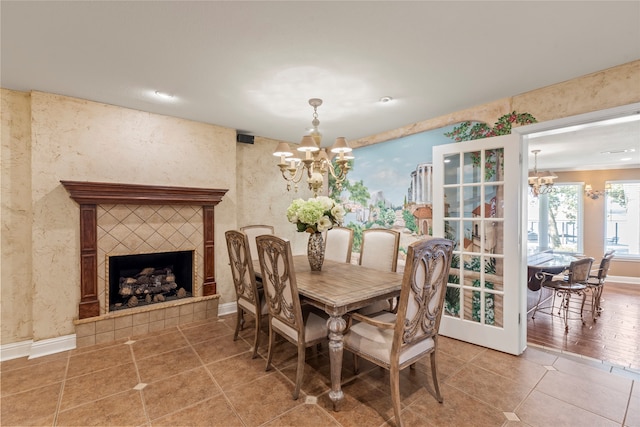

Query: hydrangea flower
left=287, top=197, right=345, bottom=233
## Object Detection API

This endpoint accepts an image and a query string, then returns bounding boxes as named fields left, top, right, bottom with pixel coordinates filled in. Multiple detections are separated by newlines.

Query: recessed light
left=379, top=96, right=393, bottom=103
left=154, top=90, right=175, bottom=100
left=600, top=148, right=635, bottom=154
left=621, top=157, right=632, bottom=161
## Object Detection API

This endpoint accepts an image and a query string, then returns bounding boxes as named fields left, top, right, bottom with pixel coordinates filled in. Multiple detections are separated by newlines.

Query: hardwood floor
left=527, top=281, right=640, bottom=371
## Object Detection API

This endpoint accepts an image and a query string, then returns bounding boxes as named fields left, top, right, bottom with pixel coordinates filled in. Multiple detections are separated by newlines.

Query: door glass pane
left=463, top=151, right=482, bottom=183
left=444, top=154, right=460, bottom=185
left=485, top=148, right=504, bottom=183
left=444, top=187, right=460, bottom=217
left=486, top=255, right=503, bottom=291
left=487, top=292, right=503, bottom=327
left=463, top=186, right=482, bottom=218
left=466, top=290, right=481, bottom=323
left=445, top=220, right=461, bottom=251
left=444, top=284, right=461, bottom=318
left=485, top=185, right=503, bottom=218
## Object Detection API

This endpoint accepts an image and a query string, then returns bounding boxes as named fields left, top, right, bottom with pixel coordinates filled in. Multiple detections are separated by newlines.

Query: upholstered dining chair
left=255, top=234, right=328, bottom=400
left=240, top=224, right=274, bottom=261
left=224, top=230, right=268, bottom=358
left=585, top=250, right=615, bottom=320
left=324, top=226, right=354, bottom=263
left=358, top=228, right=401, bottom=314
left=343, top=237, right=454, bottom=427
left=531, top=256, right=594, bottom=332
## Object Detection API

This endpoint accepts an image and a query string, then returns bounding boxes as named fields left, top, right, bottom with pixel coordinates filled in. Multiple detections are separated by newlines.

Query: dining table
left=527, top=251, right=578, bottom=291
left=253, top=255, right=402, bottom=410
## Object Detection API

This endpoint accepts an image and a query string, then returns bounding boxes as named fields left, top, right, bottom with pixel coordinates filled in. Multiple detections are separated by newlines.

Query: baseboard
left=0, top=335, right=77, bottom=362
left=218, top=301, right=237, bottom=317
left=608, top=275, right=640, bottom=285
left=29, top=334, right=76, bottom=359
left=0, top=339, right=33, bottom=362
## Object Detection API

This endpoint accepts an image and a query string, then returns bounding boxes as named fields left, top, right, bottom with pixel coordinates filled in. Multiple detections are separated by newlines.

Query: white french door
left=432, top=134, right=526, bottom=355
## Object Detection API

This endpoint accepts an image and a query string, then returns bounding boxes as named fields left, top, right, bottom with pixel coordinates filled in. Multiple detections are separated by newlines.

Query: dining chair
left=240, top=224, right=274, bottom=261
left=255, top=234, right=329, bottom=400
left=224, top=230, right=268, bottom=358
left=324, top=226, right=354, bottom=263
left=531, top=256, right=594, bottom=332
left=358, top=228, right=400, bottom=314
left=585, top=250, right=615, bottom=320
left=343, top=237, right=454, bottom=427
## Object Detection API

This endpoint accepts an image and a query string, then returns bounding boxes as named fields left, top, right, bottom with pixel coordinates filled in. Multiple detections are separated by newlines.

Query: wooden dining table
left=253, top=255, right=402, bottom=410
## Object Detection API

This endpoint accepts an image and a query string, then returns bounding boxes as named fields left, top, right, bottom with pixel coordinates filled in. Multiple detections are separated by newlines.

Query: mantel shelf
left=61, top=180, right=228, bottom=206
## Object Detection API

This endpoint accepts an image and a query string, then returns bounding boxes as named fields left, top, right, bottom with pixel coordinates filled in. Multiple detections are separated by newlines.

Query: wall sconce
left=584, top=183, right=611, bottom=200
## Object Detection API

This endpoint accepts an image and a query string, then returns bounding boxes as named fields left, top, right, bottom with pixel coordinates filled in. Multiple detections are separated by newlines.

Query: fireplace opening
left=108, top=250, right=194, bottom=312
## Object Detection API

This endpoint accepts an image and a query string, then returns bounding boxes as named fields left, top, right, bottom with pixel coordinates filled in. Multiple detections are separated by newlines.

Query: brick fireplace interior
left=61, top=181, right=227, bottom=347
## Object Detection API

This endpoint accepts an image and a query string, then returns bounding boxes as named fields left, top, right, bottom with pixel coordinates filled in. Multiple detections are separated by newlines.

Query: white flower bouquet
left=286, top=196, right=345, bottom=233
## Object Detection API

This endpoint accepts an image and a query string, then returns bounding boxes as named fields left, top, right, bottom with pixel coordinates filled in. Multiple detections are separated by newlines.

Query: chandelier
left=528, top=149, right=557, bottom=197
left=273, top=98, right=353, bottom=197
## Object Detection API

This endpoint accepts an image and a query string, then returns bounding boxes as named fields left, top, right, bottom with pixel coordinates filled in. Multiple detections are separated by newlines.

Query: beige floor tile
left=67, top=344, right=133, bottom=378
left=552, top=356, right=633, bottom=394
left=407, top=383, right=506, bottom=427
left=1, top=357, right=67, bottom=396
left=0, top=383, right=61, bottom=426
left=625, top=383, right=640, bottom=426
left=150, top=394, right=243, bottom=426
left=56, top=389, right=147, bottom=426
left=517, top=389, right=619, bottom=427
left=206, top=351, right=271, bottom=391
left=438, top=336, right=487, bottom=362
left=143, top=367, right=221, bottom=420
left=0, top=351, right=68, bottom=373
left=137, top=346, right=202, bottom=383
left=191, top=332, right=252, bottom=364
left=130, top=329, right=188, bottom=359
left=316, top=377, right=396, bottom=427
left=519, top=346, right=559, bottom=366
left=59, top=362, right=139, bottom=411
left=225, top=372, right=306, bottom=426
left=179, top=319, right=234, bottom=344
left=535, top=369, right=630, bottom=423
left=263, top=403, right=342, bottom=427
left=471, top=349, right=548, bottom=388
left=445, top=364, right=532, bottom=412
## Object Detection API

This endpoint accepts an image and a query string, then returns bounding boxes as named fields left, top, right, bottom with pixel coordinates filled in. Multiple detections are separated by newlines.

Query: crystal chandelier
left=273, top=98, right=353, bottom=197
left=528, top=149, right=557, bottom=197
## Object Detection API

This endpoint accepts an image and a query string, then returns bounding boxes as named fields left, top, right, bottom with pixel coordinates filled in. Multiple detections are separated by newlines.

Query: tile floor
left=1, top=315, right=638, bottom=427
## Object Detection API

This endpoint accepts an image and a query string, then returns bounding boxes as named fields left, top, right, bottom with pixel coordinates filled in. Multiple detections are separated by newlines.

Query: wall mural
left=330, top=113, right=536, bottom=326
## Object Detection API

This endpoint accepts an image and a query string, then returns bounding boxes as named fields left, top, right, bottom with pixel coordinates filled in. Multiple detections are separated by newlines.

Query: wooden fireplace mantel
left=61, top=181, right=228, bottom=319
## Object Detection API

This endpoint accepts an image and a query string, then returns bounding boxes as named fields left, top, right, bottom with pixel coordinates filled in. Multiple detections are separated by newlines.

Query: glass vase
left=307, top=232, right=325, bottom=271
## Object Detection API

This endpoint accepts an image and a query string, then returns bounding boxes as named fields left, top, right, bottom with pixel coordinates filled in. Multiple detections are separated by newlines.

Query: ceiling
left=2, top=1, right=639, bottom=170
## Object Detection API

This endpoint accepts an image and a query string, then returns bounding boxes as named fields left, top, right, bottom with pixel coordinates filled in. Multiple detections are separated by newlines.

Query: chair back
left=240, top=225, right=275, bottom=260
left=225, top=230, right=261, bottom=311
left=393, top=237, right=454, bottom=355
left=595, top=251, right=615, bottom=281
left=566, top=257, right=594, bottom=284
left=255, top=235, right=304, bottom=341
left=324, top=226, right=354, bottom=263
left=359, top=229, right=400, bottom=272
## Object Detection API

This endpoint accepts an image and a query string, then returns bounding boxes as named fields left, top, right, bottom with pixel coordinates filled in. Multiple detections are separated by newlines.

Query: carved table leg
left=327, top=313, right=347, bottom=411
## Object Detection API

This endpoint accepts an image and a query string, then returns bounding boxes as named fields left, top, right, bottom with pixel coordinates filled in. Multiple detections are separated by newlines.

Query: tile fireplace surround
left=61, top=181, right=228, bottom=348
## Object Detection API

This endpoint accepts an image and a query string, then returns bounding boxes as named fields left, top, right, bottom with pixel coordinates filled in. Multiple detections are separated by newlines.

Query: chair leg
left=580, top=292, right=587, bottom=324
left=353, top=353, right=360, bottom=374
left=265, top=325, right=275, bottom=371
left=531, top=286, right=546, bottom=319
left=389, top=366, right=403, bottom=427
left=251, top=314, right=261, bottom=359
left=234, top=307, right=244, bottom=341
left=561, top=292, right=570, bottom=332
left=293, top=342, right=306, bottom=400
left=430, top=351, right=443, bottom=403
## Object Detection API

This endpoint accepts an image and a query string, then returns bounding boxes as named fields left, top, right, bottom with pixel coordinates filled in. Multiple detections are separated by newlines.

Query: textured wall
left=2, top=90, right=237, bottom=342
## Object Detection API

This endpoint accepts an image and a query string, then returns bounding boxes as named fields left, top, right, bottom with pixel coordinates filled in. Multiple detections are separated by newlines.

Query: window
left=605, top=181, right=640, bottom=258
left=528, top=184, right=583, bottom=254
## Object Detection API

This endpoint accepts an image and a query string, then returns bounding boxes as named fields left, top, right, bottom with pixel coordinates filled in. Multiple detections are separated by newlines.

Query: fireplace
left=108, top=250, right=194, bottom=311
left=61, top=180, right=228, bottom=319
